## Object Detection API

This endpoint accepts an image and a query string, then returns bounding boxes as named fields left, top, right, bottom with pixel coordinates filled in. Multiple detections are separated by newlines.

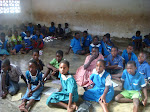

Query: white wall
left=31, top=0, right=150, bottom=38
left=0, top=0, right=32, bottom=27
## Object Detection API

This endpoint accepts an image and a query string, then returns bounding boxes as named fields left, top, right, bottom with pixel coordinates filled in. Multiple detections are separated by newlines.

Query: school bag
left=76, top=101, right=93, bottom=112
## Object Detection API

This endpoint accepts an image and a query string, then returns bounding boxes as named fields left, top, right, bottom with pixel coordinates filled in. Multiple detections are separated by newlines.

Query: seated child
left=74, top=47, right=104, bottom=88
left=89, top=36, right=102, bottom=54
left=115, top=61, right=147, bottom=112
left=20, top=31, right=33, bottom=54
left=122, top=43, right=137, bottom=67
left=46, top=60, right=78, bottom=112
left=20, top=26, right=27, bottom=40
left=40, top=25, right=48, bottom=37
left=43, top=50, right=63, bottom=81
left=143, top=33, right=150, bottom=48
left=32, top=30, right=44, bottom=50
left=27, top=23, right=34, bottom=35
left=49, top=22, right=56, bottom=37
left=31, top=49, right=44, bottom=72
left=5, top=29, right=12, bottom=49
left=19, top=59, right=44, bottom=112
left=81, top=31, right=92, bottom=52
left=66, top=32, right=86, bottom=55
left=56, top=24, right=64, bottom=39
left=132, top=31, right=142, bottom=51
left=106, top=46, right=123, bottom=80
left=10, top=30, right=23, bottom=55
left=135, top=52, right=150, bottom=83
left=0, top=33, right=9, bottom=59
left=101, top=33, right=114, bottom=59
left=1, top=59, right=27, bottom=99
left=83, top=59, right=114, bottom=112
left=64, top=23, right=71, bottom=38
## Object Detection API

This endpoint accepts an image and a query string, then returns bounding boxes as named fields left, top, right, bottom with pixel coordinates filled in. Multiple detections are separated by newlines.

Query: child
left=122, top=43, right=137, bottom=66
left=83, top=59, right=114, bottom=112
left=43, top=50, right=63, bottom=81
left=135, top=52, right=150, bottom=83
left=89, top=36, right=102, bottom=54
left=27, top=23, right=34, bottom=35
left=31, top=30, right=44, bottom=50
left=1, top=59, right=27, bottom=99
left=20, top=26, right=27, bottom=40
left=66, top=32, right=86, bottom=55
left=143, top=33, right=150, bottom=48
left=56, top=24, right=64, bottom=39
left=31, top=49, right=44, bottom=72
left=74, top=47, right=104, bottom=88
left=0, top=32, right=9, bottom=59
left=101, top=33, right=114, bottom=59
left=20, top=31, right=33, bottom=54
left=115, top=61, right=147, bottom=112
left=106, top=46, right=123, bottom=80
left=10, top=30, right=23, bottom=55
left=64, top=23, right=71, bottom=38
left=81, top=31, right=92, bottom=52
left=49, top=22, right=56, bottom=37
left=46, top=60, right=78, bottom=112
left=132, top=31, right=142, bottom=51
left=19, top=59, right=44, bottom=112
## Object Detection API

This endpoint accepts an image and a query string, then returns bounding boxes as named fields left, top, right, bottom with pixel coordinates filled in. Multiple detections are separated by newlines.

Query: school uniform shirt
left=20, top=32, right=26, bottom=38
left=135, top=60, right=150, bottom=80
left=81, top=35, right=92, bottom=47
left=23, top=36, right=32, bottom=48
left=121, top=69, right=146, bottom=91
left=27, top=26, right=34, bottom=35
left=49, top=58, right=63, bottom=69
left=56, top=28, right=63, bottom=35
left=70, top=37, right=82, bottom=54
left=32, top=34, right=43, bottom=41
left=106, top=54, right=123, bottom=69
left=101, top=40, right=113, bottom=56
left=2, top=64, right=23, bottom=82
left=89, top=43, right=102, bottom=53
left=11, top=35, right=22, bottom=45
left=64, top=27, right=71, bottom=34
left=49, top=26, right=56, bottom=33
left=122, top=49, right=137, bottom=64
left=144, top=38, right=150, bottom=46
left=132, top=36, right=142, bottom=40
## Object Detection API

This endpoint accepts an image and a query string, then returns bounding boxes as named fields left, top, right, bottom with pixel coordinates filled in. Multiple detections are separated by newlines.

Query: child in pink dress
left=74, top=47, right=104, bottom=89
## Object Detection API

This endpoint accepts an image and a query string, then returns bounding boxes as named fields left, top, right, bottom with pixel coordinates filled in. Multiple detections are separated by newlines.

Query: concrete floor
left=0, top=37, right=150, bottom=112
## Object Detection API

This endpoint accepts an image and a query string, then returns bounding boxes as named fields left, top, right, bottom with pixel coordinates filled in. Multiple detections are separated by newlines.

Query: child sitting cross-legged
left=115, top=61, right=147, bottom=112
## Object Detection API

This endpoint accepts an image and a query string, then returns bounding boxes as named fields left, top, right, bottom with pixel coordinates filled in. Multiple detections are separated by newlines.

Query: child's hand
left=99, top=95, right=106, bottom=104
left=27, top=90, right=33, bottom=97
left=142, top=98, right=147, bottom=106
left=67, top=106, right=74, bottom=112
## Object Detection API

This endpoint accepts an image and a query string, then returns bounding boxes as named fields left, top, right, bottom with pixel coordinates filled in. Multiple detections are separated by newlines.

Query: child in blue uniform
left=115, top=61, right=147, bottom=112
left=19, top=59, right=44, bottom=112
left=46, top=60, right=78, bottom=112
left=106, top=46, right=123, bottom=80
left=66, top=32, right=86, bottom=55
left=135, top=52, right=150, bottom=83
left=81, top=31, right=92, bottom=52
left=27, top=23, right=34, bottom=35
left=101, top=33, right=114, bottom=59
left=49, top=22, right=56, bottom=37
left=132, top=31, right=142, bottom=51
left=83, top=59, right=114, bottom=112
left=143, top=33, right=150, bottom=47
left=89, top=36, right=102, bottom=54
left=122, top=43, right=137, bottom=67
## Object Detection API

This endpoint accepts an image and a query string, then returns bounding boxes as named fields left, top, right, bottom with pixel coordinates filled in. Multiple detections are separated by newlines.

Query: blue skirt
left=22, top=85, right=43, bottom=101
left=13, top=44, right=22, bottom=53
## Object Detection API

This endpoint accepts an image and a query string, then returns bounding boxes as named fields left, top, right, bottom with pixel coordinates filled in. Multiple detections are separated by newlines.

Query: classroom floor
left=0, top=37, right=150, bottom=112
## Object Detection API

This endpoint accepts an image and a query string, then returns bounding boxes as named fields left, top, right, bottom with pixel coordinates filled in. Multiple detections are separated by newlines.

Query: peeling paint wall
left=0, top=0, right=32, bottom=27
left=32, top=0, right=150, bottom=38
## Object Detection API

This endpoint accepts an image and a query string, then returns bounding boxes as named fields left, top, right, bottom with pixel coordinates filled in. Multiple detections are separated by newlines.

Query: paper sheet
left=51, top=80, right=61, bottom=85
left=112, top=81, right=119, bottom=88
left=11, top=93, right=22, bottom=101
left=43, top=88, right=59, bottom=96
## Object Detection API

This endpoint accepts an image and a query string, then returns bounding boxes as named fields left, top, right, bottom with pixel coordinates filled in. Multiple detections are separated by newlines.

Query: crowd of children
left=0, top=22, right=150, bottom=112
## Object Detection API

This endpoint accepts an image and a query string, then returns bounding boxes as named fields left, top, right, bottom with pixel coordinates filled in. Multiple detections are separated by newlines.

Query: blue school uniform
left=32, top=34, right=43, bottom=40
left=122, top=49, right=137, bottom=64
left=81, top=35, right=92, bottom=47
left=101, top=40, right=113, bottom=56
left=27, top=26, right=34, bottom=35
left=83, top=69, right=114, bottom=103
left=121, top=69, right=146, bottom=91
left=49, top=26, right=56, bottom=33
left=135, top=60, right=150, bottom=80
left=70, top=37, right=82, bottom=54
left=22, top=70, right=44, bottom=101
left=0, top=40, right=9, bottom=55
left=20, top=32, right=26, bottom=39
left=46, top=73, right=78, bottom=104
left=144, top=38, right=150, bottom=46
left=106, top=54, right=123, bottom=68
left=132, top=36, right=142, bottom=40
left=23, top=36, right=33, bottom=49
left=89, top=43, right=102, bottom=53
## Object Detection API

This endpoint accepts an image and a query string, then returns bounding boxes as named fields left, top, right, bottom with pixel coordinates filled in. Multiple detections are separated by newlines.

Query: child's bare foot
left=19, top=106, right=28, bottom=112
left=19, top=102, right=26, bottom=108
left=1, top=93, right=8, bottom=99
left=72, top=102, right=78, bottom=111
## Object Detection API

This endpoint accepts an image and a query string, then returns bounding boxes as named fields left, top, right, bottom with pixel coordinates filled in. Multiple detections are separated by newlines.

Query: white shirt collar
left=61, top=74, right=72, bottom=80
left=92, top=69, right=105, bottom=77
left=90, top=43, right=101, bottom=47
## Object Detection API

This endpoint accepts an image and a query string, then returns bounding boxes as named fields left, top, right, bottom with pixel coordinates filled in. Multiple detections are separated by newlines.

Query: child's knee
left=115, top=95, right=120, bottom=102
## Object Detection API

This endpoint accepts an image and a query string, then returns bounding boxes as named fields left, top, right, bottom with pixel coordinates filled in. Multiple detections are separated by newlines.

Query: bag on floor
left=76, top=101, right=93, bottom=112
